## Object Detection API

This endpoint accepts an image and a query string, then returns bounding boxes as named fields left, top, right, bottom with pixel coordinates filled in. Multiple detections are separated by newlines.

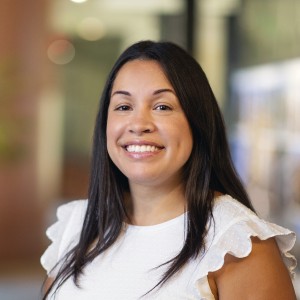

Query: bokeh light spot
left=77, top=17, right=106, bottom=41
left=70, top=0, right=88, bottom=4
left=47, top=40, right=75, bottom=65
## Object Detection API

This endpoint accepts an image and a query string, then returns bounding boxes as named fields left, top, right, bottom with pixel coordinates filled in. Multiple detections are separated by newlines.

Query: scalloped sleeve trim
left=40, top=199, right=88, bottom=276
left=195, top=196, right=297, bottom=296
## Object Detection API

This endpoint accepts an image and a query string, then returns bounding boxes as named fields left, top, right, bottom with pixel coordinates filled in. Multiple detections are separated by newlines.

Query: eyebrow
left=153, top=88, right=175, bottom=95
left=111, top=90, right=131, bottom=97
left=111, top=88, right=175, bottom=97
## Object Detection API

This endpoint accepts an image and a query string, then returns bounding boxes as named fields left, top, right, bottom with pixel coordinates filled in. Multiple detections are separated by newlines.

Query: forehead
left=119, top=59, right=163, bottom=73
left=112, top=59, right=172, bottom=89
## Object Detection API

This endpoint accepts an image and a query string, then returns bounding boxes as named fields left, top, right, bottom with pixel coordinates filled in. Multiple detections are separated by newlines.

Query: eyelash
left=154, top=104, right=172, bottom=111
left=114, top=104, right=173, bottom=111
left=115, top=105, right=131, bottom=111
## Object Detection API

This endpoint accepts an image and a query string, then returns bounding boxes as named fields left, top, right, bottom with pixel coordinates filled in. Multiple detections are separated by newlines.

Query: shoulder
left=208, top=195, right=295, bottom=248
left=40, top=199, right=88, bottom=275
left=201, top=195, right=297, bottom=299
left=211, top=236, right=297, bottom=299
left=54, top=199, right=88, bottom=227
left=48, top=199, right=88, bottom=244
left=211, top=194, right=256, bottom=225
left=55, top=198, right=88, bottom=216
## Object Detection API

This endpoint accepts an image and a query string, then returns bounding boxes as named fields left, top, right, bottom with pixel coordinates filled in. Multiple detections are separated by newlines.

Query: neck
left=125, top=181, right=186, bottom=226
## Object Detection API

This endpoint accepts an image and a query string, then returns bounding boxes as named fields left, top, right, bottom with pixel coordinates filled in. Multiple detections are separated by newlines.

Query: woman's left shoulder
left=194, top=195, right=297, bottom=299
left=203, top=195, right=296, bottom=277
left=209, top=235, right=297, bottom=299
left=212, top=194, right=258, bottom=224
left=211, top=195, right=295, bottom=245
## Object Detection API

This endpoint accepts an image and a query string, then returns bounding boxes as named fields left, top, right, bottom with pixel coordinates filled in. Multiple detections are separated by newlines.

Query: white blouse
left=41, top=195, right=296, bottom=299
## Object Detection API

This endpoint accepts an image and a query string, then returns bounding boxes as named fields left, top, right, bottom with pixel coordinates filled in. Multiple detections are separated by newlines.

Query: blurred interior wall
left=195, top=0, right=238, bottom=107
left=0, top=0, right=49, bottom=263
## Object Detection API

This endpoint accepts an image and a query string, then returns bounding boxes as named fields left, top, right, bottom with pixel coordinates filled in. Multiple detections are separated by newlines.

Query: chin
left=127, top=175, right=162, bottom=187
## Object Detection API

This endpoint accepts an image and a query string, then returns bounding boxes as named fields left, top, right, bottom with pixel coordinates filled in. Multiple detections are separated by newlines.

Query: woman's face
left=106, top=59, right=193, bottom=188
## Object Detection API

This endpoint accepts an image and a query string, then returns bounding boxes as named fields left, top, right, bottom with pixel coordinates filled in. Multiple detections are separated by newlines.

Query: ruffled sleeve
left=40, top=200, right=88, bottom=276
left=196, top=195, right=297, bottom=296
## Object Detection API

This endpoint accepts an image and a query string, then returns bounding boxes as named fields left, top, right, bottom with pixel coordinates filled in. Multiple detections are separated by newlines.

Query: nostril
left=129, top=128, right=152, bottom=134
left=128, top=124, right=154, bottom=134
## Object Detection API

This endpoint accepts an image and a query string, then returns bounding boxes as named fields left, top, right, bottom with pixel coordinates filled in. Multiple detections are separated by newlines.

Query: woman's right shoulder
left=40, top=199, right=88, bottom=275
left=51, top=199, right=88, bottom=239
left=55, top=199, right=88, bottom=221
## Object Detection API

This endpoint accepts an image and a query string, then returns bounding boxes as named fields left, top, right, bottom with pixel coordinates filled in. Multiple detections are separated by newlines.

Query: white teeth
left=126, top=145, right=160, bottom=153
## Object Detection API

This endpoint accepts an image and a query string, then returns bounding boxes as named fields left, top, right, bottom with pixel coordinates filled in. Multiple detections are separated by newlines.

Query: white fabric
left=40, top=195, right=296, bottom=300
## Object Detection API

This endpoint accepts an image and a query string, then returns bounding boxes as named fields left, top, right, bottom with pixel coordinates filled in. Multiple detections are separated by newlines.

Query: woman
left=41, top=41, right=297, bottom=299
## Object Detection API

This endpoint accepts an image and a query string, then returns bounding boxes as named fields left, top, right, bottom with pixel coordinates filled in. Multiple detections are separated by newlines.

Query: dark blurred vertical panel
left=159, top=0, right=196, bottom=54
left=186, top=0, right=195, bottom=56
left=227, top=15, right=240, bottom=72
left=160, top=15, right=186, bottom=49
left=0, top=0, right=49, bottom=266
left=224, top=15, right=239, bottom=127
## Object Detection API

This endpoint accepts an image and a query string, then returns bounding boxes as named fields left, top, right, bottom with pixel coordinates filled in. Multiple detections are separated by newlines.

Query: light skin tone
left=107, top=59, right=193, bottom=225
left=208, top=237, right=296, bottom=299
left=44, top=59, right=296, bottom=299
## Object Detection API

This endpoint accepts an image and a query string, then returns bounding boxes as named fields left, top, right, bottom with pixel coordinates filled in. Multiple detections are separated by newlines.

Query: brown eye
left=154, top=105, right=172, bottom=111
left=115, top=105, right=131, bottom=111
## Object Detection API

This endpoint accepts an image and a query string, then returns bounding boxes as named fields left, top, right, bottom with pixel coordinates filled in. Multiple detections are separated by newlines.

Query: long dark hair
left=43, top=40, right=253, bottom=299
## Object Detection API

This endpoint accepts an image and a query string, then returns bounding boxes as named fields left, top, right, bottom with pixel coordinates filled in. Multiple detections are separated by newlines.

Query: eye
left=154, top=104, right=172, bottom=111
left=115, top=105, right=131, bottom=111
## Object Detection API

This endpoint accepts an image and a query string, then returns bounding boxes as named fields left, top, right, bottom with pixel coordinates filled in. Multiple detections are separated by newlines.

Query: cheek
left=106, top=116, right=116, bottom=154
left=186, top=128, right=193, bottom=152
left=106, top=114, right=125, bottom=160
left=177, top=121, right=193, bottom=159
left=168, top=119, right=193, bottom=147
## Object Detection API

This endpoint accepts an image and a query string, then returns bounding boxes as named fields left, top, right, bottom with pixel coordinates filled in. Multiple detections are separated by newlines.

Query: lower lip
left=123, top=148, right=163, bottom=159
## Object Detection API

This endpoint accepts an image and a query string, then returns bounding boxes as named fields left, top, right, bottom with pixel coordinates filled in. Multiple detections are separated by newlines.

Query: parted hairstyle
left=43, top=40, right=254, bottom=299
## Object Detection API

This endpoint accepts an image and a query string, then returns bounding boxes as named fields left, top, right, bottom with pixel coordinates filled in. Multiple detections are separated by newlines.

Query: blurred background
left=0, top=0, right=299, bottom=299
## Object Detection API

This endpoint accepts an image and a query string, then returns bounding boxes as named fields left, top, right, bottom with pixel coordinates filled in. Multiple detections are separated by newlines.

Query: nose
left=128, top=111, right=155, bottom=135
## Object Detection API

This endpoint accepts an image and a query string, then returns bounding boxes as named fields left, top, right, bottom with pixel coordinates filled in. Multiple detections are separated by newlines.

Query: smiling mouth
left=125, top=145, right=164, bottom=153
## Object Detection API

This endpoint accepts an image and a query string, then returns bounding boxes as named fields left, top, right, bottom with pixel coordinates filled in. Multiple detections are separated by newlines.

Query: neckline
left=123, top=211, right=187, bottom=232
left=122, top=194, right=228, bottom=232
